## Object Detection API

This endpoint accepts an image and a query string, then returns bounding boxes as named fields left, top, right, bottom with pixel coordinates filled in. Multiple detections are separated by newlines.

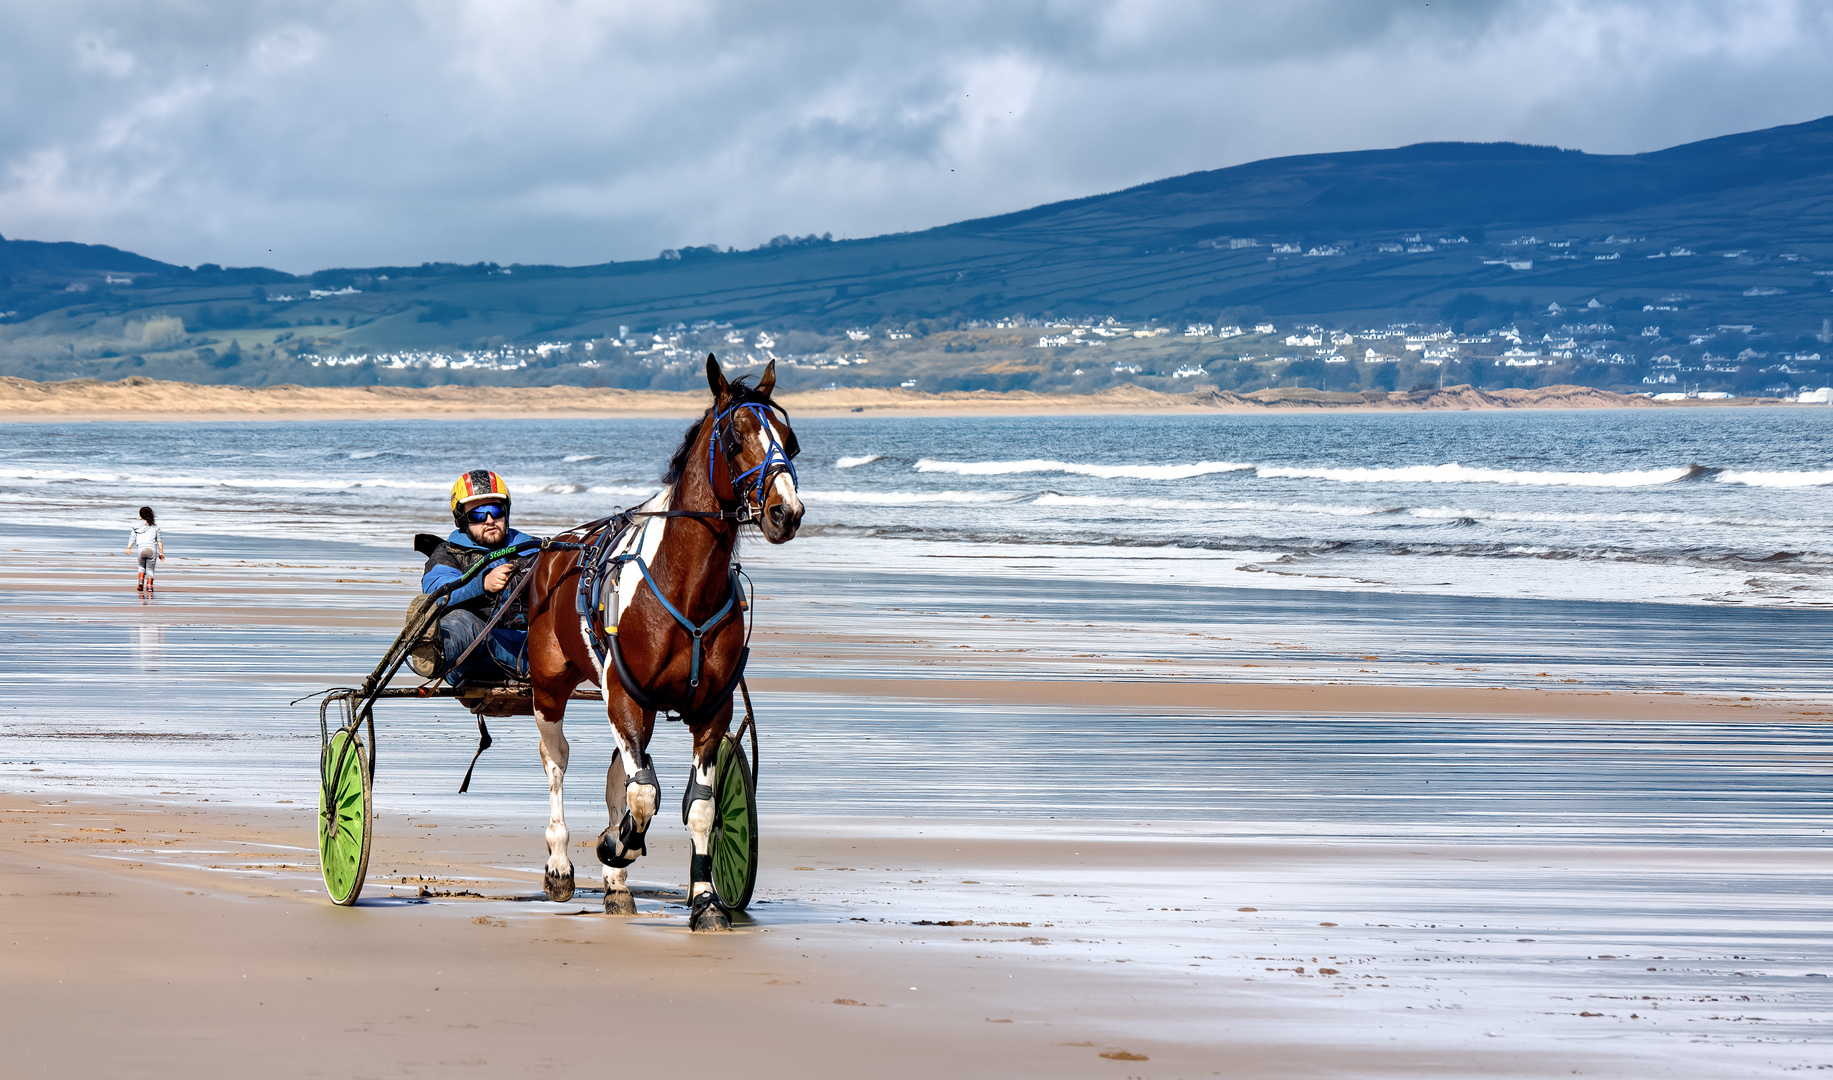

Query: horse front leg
left=594, top=694, right=657, bottom=915
left=683, top=712, right=732, bottom=932
left=532, top=686, right=574, bottom=902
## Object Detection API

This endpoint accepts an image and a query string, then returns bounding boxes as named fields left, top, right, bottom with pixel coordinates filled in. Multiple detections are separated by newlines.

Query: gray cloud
left=2, top=0, right=1829, bottom=272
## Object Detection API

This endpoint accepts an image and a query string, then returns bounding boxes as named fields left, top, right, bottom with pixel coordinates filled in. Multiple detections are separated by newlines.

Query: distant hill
left=0, top=234, right=180, bottom=280
left=3, top=116, right=1831, bottom=398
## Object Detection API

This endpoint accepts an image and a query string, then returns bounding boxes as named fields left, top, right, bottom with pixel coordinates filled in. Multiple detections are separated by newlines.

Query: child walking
left=126, top=506, right=164, bottom=592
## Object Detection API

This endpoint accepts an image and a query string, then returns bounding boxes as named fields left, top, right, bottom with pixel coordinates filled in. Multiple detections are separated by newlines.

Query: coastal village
left=296, top=305, right=1833, bottom=403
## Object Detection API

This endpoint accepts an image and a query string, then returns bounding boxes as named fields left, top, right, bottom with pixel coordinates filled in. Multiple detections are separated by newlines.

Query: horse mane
left=662, top=375, right=778, bottom=484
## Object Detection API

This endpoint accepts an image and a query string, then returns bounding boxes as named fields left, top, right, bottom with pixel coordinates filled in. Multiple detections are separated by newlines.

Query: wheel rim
left=318, top=730, right=370, bottom=905
left=709, top=736, right=757, bottom=910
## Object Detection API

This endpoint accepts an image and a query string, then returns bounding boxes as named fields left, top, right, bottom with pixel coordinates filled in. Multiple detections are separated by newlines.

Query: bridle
left=707, top=399, right=799, bottom=523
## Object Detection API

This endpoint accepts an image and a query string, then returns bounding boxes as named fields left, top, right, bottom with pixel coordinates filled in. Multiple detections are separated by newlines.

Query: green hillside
left=4, top=116, right=1832, bottom=398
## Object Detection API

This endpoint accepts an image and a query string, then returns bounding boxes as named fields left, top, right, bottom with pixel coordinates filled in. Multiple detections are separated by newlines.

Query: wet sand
left=4, top=530, right=1832, bottom=1076
left=12, top=793, right=1831, bottom=1080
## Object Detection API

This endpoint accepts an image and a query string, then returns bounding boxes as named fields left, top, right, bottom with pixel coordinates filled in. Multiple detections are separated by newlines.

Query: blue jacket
left=421, top=527, right=536, bottom=614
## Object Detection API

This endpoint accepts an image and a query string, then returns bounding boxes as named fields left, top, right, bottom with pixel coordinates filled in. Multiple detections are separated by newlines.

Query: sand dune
left=0, top=374, right=1768, bottom=420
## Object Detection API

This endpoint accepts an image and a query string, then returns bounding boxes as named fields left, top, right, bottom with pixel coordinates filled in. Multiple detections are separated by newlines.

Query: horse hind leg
left=683, top=754, right=729, bottom=932
left=534, top=703, right=574, bottom=902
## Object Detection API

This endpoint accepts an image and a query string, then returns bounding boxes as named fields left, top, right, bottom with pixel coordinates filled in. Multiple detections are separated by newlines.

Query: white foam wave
left=835, top=455, right=881, bottom=469
left=562, top=454, right=599, bottom=463
left=348, top=451, right=382, bottom=459
left=1257, top=463, right=1698, bottom=487
left=1034, top=494, right=1389, bottom=516
left=1714, top=469, right=1833, bottom=488
left=802, top=489, right=1025, bottom=505
left=523, top=482, right=585, bottom=494
left=334, top=478, right=450, bottom=491
left=915, top=458, right=1254, bottom=480
left=0, top=467, right=451, bottom=491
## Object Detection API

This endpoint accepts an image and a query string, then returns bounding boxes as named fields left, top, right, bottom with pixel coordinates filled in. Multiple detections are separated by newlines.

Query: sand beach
left=0, top=374, right=1800, bottom=421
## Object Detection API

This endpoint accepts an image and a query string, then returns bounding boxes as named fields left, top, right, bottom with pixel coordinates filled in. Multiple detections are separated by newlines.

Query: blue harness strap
left=574, top=514, right=749, bottom=723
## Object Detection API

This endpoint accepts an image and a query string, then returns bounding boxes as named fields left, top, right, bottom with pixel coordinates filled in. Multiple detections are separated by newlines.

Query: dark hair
left=663, top=375, right=780, bottom=484
left=138, top=506, right=156, bottom=525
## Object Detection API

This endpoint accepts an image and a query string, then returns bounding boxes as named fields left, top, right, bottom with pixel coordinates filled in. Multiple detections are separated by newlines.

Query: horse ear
left=705, top=354, right=728, bottom=401
left=757, top=360, right=776, bottom=397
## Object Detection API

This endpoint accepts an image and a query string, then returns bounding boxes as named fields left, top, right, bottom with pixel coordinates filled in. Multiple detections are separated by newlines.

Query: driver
left=411, top=469, right=536, bottom=683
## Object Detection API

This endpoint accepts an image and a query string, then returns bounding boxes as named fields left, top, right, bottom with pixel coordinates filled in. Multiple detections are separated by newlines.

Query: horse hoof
left=604, top=889, right=637, bottom=916
left=544, top=866, right=575, bottom=902
left=689, top=892, right=730, bottom=932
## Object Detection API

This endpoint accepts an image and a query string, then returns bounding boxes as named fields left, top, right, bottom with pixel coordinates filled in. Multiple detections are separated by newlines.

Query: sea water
left=4, top=408, right=1832, bottom=825
left=4, top=407, right=1829, bottom=606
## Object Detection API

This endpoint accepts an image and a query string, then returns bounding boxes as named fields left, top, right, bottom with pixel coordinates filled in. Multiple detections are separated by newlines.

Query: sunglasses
left=464, top=503, right=507, bottom=523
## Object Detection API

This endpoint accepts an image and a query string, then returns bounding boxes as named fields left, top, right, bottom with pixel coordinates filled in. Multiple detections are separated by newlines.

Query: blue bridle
left=708, top=401, right=798, bottom=516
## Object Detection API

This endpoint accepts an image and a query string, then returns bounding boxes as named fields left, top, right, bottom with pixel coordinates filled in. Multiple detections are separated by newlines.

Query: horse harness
left=572, top=501, right=753, bottom=728
left=575, top=397, right=797, bottom=724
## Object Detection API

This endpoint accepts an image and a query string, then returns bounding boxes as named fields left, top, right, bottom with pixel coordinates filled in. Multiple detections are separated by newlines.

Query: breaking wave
left=835, top=455, right=882, bottom=468
left=803, top=489, right=1027, bottom=505
left=915, top=458, right=1254, bottom=480
left=1033, top=494, right=1394, bottom=516
left=1254, top=463, right=1707, bottom=487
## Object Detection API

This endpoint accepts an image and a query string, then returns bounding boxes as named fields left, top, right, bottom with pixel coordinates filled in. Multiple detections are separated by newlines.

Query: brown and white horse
left=522, top=354, right=803, bottom=930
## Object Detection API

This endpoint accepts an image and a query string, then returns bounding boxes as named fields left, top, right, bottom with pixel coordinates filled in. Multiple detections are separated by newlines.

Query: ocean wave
left=1714, top=469, right=1833, bottom=488
left=1033, top=494, right=1393, bottom=516
left=1406, top=506, right=1830, bottom=529
left=835, top=455, right=881, bottom=468
left=802, top=489, right=1027, bottom=505
left=332, top=478, right=451, bottom=491
left=915, top=458, right=1254, bottom=480
left=562, top=454, right=599, bottom=463
left=1256, top=463, right=1705, bottom=487
left=585, top=485, right=667, bottom=500
left=348, top=451, right=382, bottom=459
left=522, top=482, right=585, bottom=494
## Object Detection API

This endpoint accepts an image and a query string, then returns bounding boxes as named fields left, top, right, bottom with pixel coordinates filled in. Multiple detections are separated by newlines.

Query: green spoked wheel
left=318, top=728, right=372, bottom=906
left=710, top=733, right=758, bottom=911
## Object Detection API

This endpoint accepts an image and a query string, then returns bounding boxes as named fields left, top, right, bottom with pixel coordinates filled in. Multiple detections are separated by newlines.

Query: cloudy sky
left=3, top=0, right=1830, bottom=272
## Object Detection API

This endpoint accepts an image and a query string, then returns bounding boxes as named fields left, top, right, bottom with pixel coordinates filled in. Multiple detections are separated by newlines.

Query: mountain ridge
left=3, top=116, right=1831, bottom=398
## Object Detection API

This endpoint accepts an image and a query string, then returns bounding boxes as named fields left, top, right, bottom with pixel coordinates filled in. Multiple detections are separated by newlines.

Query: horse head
left=706, top=354, right=804, bottom=544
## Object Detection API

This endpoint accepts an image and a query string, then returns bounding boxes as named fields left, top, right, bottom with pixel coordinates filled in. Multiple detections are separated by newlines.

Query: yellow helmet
left=449, top=469, right=511, bottom=525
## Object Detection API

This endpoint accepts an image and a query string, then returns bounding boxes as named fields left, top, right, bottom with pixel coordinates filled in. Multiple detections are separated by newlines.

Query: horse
left=522, top=354, right=803, bottom=931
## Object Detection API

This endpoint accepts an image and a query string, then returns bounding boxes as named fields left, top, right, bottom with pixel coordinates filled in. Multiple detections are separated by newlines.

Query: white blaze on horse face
left=763, top=418, right=803, bottom=515
left=535, top=707, right=572, bottom=882
left=686, top=757, right=718, bottom=899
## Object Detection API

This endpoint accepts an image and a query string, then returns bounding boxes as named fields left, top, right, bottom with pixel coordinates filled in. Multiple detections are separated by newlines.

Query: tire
left=318, top=728, right=372, bottom=906
left=709, top=733, right=758, bottom=911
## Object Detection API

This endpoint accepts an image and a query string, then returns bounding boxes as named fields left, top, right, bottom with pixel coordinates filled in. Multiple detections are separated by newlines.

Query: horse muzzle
left=760, top=472, right=804, bottom=544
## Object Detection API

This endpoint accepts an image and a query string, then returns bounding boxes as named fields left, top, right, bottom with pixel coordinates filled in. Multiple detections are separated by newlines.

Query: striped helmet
left=449, top=469, right=511, bottom=524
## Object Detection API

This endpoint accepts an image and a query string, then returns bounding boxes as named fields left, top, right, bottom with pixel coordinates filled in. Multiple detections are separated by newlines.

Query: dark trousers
left=438, top=608, right=529, bottom=684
